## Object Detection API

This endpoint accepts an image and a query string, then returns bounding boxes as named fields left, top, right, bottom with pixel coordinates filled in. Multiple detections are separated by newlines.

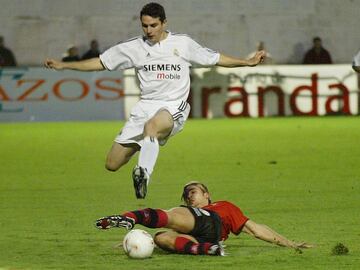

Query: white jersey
left=100, top=31, right=220, bottom=102
left=353, top=50, right=360, bottom=67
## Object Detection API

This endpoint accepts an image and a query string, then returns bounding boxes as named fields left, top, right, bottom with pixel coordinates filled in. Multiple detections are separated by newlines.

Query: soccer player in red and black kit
left=96, top=181, right=313, bottom=256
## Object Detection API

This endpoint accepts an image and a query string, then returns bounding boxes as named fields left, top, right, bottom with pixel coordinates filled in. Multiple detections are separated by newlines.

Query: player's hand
left=292, top=242, right=314, bottom=254
left=247, top=50, right=266, bottom=66
left=44, top=58, right=64, bottom=70
left=294, top=242, right=314, bottom=249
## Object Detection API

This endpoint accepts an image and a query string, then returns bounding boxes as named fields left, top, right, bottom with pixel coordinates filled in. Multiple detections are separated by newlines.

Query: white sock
left=138, top=136, right=159, bottom=176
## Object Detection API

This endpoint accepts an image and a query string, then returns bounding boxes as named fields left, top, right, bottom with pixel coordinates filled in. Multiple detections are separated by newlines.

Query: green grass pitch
left=0, top=117, right=359, bottom=269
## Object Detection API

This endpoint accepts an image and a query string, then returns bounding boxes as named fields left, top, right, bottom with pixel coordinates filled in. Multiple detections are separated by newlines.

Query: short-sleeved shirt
left=99, top=31, right=220, bottom=102
left=203, top=201, right=249, bottom=241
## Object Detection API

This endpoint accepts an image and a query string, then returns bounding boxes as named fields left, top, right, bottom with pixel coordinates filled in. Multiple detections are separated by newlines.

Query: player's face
left=185, top=185, right=210, bottom=208
left=141, top=15, right=167, bottom=43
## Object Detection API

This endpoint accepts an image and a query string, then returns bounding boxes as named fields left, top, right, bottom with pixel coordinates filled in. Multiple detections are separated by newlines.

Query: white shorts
left=115, top=99, right=191, bottom=147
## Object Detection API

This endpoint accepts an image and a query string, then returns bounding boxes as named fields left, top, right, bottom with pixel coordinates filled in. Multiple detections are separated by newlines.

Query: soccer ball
left=123, top=229, right=155, bottom=259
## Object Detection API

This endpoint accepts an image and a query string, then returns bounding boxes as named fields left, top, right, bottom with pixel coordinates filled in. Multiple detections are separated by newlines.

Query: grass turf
left=0, top=117, right=359, bottom=269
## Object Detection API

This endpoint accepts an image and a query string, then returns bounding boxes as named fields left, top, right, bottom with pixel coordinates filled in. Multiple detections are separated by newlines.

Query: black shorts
left=181, top=205, right=222, bottom=244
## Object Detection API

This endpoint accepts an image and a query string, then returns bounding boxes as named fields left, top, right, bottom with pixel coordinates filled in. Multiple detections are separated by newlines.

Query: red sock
left=174, top=236, right=212, bottom=255
left=122, top=208, right=168, bottom=228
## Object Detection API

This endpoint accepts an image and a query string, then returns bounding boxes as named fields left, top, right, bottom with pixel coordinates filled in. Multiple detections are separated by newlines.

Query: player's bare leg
left=96, top=207, right=194, bottom=231
left=139, top=109, right=174, bottom=174
left=154, top=230, right=196, bottom=251
left=165, top=207, right=195, bottom=232
left=96, top=207, right=225, bottom=255
left=105, top=142, right=139, bottom=171
left=154, top=230, right=225, bottom=256
left=133, top=109, right=174, bottom=198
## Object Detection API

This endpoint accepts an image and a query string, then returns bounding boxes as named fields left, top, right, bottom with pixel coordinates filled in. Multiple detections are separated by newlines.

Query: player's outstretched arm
left=217, top=50, right=266, bottom=68
left=44, top=57, right=105, bottom=71
left=242, top=220, right=313, bottom=250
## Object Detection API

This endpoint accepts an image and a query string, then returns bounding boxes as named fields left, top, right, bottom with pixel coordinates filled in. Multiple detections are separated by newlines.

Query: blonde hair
left=181, top=181, right=211, bottom=204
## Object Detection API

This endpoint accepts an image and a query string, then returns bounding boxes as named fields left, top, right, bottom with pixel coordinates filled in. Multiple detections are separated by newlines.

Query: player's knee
left=143, top=121, right=158, bottom=137
left=154, top=231, right=173, bottom=249
left=105, top=162, right=119, bottom=172
left=105, top=158, right=124, bottom=172
left=153, top=232, right=165, bottom=245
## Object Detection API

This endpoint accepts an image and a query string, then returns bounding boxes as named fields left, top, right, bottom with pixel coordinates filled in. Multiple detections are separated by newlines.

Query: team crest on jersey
left=146, top=52, right=151, bottom=57
left=173, top=49, right=179, bottom=56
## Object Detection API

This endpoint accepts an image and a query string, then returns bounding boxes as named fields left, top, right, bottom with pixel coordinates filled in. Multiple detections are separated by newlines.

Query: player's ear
left=205, top=192, right=211, bottom=203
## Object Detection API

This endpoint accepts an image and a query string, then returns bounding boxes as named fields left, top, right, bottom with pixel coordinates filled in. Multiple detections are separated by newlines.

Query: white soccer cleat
left=208, top=242, right=226, bottom=256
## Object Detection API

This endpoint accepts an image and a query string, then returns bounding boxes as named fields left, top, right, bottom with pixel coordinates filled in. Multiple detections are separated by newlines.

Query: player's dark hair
left=140, top=2, right=166, bottom=22
left=181, top=181, right=211, bottom=204
left=313, top=36, right=321, bottom=42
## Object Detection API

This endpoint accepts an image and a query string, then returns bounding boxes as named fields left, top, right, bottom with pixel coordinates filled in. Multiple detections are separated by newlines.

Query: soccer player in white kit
left=44, top=3, right=266, bottom=199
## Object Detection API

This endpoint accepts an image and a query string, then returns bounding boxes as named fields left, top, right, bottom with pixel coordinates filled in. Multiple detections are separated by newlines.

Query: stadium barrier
left=188, top=65, right=359, bottom=118
left=124, top=65, right=359, bottom=118
left=0, top=65, right=358, bottom=121
left=0, top=68, right=125, bottom=121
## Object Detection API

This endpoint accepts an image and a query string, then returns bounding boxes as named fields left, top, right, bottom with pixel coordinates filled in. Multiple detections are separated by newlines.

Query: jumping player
left=44, top=3, right=265, bottom=199
left=95, top=181, right=313, bottom=256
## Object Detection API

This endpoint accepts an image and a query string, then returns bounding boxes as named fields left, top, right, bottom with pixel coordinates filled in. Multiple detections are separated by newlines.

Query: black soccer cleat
left=132, top=166, right=149, bottom=199
left=95, top=215, right=135, bottom=230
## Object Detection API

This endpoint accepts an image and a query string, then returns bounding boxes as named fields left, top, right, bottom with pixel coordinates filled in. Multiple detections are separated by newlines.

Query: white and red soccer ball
left=122, top=229, right=155, bottom=259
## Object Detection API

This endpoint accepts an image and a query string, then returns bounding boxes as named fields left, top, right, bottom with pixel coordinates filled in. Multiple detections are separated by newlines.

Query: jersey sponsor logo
left=143, top=64, right=181, bottom=72
left=156, top=73, right=181, bottom=80
left=142, top=64, right=182, bottom=80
